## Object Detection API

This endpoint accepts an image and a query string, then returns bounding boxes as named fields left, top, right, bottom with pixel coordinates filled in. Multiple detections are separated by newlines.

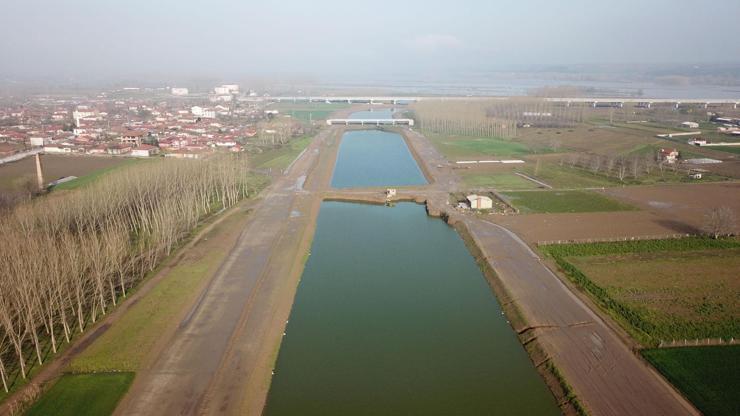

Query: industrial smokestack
left=35, top=153, right=44, bottom=190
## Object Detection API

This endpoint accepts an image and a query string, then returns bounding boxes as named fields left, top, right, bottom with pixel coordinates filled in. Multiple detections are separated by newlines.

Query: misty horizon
left=2, top=0, right=740, bottom=86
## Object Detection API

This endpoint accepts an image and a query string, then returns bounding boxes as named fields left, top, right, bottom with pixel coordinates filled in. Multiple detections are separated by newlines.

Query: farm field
left=542, top=238, right=740, bottom=345
left=269, top=103, right=349, bottom=122
left=427, top=134, right=532, bottom=159
left=250, top=136, right=312, bottom=169
left=642, top=346, right=740, bottom=416
left=604, top=182, right=740, bottom=234
left=502, top=190, right=635, bottom=213
left=707, top=145, right=740, bottom=155
left=24, top=372, right=134, bottom=416
left=522, top=159, right=728, bottom=188
left=53, top=158, right=146, bottom=190
left=0, top=155, right=129, bottom=192
left=520, top=162, right=618, bottom=188
left=516, top=125, right=657, bottom=156
left=461, top=172, right=541, bottom=189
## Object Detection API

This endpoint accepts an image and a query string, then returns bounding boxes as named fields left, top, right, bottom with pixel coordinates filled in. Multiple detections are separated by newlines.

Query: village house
left=658, top=148, right=680, bottom=163
left=86, top=144, right=108, bottom=155
left=119, top=131, right=146, bottom=147
left=107, top=144, right=132, bottom=155
left=165, top=150, right=205, bottom=159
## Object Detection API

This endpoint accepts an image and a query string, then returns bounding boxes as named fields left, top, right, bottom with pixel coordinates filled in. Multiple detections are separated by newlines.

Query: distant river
left=263, top=201, right=560, bottom=416
left=312, top=78, right=740, bottom=99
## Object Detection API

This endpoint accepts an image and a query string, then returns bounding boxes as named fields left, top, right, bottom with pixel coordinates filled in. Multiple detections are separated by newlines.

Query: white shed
left=466, top=194, right=493, bottom=210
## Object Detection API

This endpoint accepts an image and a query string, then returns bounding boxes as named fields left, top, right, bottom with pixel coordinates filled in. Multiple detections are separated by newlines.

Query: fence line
left=0, top=148, right=42, bottom=165
left=537, top=233, right=693, bottom=246
left=658, top=337, right=736, bottom=348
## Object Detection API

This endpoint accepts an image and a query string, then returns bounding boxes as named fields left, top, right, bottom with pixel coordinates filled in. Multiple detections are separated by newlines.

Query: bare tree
left=0, top=154, right=254, bottom=387
left=702, top=206, right=737, bottom=238
left=605, top=156, right=617, bottom=177
left=616, top=158, right=628, bottom=182
left=549, top=138, right=562, bottom=152
left=631, top=156, right=641, bottom=179
left=590, top=154, right=602, bottom=174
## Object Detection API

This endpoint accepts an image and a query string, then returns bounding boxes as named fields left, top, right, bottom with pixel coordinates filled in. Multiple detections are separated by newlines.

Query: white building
left=214, top=84, right=239, bottom=95
left=214, top=139, right=237, bottom=147
left=30, top=137, right=46, bottom=147
left=214, top=94, right=233, bottom=102
left=215, top=84, right=239, bottom=94
left=171, top=87, right=189, bottom=96
left=191, top=106, right=216, bottom=119
left=681, top=121, right=700, bottom=129
left=44, top=145, right=73, bottom=154
left=72, top=108, right=96, bottom=126
left=131, top=144, right=159, bottom=157
left=467, top=194, right=493, bottom=210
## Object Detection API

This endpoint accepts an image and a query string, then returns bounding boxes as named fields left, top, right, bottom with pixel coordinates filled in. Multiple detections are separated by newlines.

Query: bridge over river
left=261, top=95, right=739, bottom=108
left=326, top=118, right=414, bottom=126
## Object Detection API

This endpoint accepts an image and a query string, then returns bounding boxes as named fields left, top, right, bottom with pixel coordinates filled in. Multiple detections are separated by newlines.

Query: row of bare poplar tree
left=0, top=155, right=252, bottom=392
left=411, top=100, right=518, bottom=138
left=558, top=152, right=680, bottom=182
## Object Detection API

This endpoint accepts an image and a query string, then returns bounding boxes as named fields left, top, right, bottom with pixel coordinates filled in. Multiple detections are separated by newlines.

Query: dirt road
left=461, top=218, right=698, bottom=415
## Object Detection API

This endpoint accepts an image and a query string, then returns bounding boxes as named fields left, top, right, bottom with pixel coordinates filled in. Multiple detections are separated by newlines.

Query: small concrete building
left=658, top=148, right=679, bottom=164
left=467, top=194, right=493, bottom=210
left=131, top=144, right=159, bottom=157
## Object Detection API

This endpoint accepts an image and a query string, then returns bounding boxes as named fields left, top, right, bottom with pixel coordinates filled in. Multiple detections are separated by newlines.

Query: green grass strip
left=24, top=372, right=134, bottom=416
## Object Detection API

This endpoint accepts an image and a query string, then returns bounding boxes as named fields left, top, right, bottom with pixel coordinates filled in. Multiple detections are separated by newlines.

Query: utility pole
left=35, top=153, right=44, bottom=191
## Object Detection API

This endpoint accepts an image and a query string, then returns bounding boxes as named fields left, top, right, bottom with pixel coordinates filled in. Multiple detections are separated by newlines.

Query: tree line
left=0, top=155, right=252, bottom=392
left=411, top=100, right=518, bottom=138
left=558, top=151, right=682, bottom=182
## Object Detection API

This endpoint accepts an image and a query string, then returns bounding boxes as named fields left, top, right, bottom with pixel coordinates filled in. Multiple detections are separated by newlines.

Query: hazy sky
left=2, top=0, right=740, bottom=82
